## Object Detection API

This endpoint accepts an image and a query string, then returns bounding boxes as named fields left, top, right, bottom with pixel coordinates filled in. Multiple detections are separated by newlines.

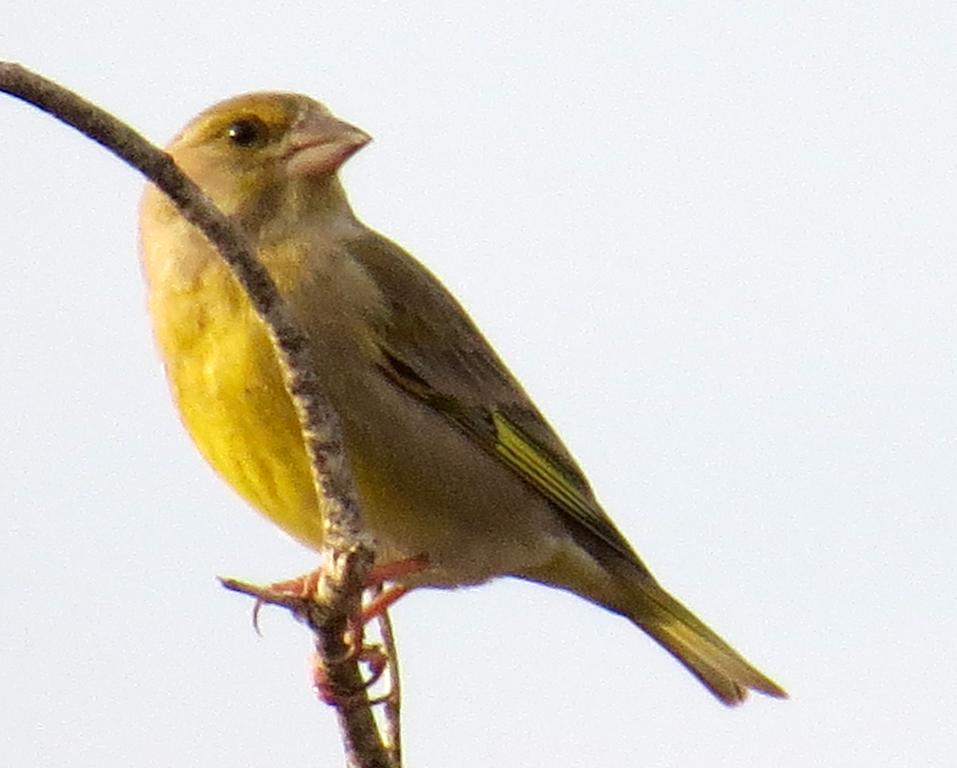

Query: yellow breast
left=145, top=234, right=325, bottom=551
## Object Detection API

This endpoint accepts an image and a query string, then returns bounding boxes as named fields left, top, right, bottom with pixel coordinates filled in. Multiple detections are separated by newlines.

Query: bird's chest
left=153, top=265, right=328, bottom=550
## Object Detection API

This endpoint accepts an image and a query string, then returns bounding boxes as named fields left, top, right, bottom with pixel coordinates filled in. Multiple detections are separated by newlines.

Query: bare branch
left=376, top=602, right=403, bottom=766
left=0, top=62, right=393, bottom=768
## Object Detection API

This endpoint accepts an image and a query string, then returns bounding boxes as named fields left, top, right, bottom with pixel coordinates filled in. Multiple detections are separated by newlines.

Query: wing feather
left=348, top=232, right=638, bottom=561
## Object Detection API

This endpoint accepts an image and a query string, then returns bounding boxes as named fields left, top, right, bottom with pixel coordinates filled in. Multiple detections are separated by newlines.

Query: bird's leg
left=233, top=555, right=429, bottom=704
left=307, top=585, right=409, bottom=704
left=364, top=553, right=431, bottom=587
left=247, top=553, right=429, bottom=636
left=315, top=554, right=429, bottom=705
left=339, top=553, right=430, bottom=663
left=349, top=552, right=430, bottom=636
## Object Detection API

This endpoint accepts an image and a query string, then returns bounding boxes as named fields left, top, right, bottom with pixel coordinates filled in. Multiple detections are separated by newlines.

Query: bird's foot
left=237, top=554, right=428, bottom=704
left=311, top=643, right=391, bottom=706
left=249, top=570, right=322, bottom=634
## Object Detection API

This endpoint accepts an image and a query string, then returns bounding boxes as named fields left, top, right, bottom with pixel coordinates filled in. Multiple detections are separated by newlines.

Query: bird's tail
left=521, top=546, right=786, bottom=705
left=624, top=578, right=787, bottom=705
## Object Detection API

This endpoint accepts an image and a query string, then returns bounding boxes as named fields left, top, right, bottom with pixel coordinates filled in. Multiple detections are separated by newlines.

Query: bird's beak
left=285, top=110, right=372, bottom=177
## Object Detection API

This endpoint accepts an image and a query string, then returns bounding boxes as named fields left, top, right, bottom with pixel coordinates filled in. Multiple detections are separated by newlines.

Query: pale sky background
left=2, top=3, right=955, bottom=766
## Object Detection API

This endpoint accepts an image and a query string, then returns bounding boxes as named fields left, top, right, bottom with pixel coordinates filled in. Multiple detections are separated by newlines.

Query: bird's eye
left=227, top=116, right=268, bottom=147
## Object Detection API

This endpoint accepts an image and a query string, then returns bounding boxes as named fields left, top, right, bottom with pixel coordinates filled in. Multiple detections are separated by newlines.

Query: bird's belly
left=158, top=289, right=563, bottom=588
left=166, top=301, right=327, bottom=550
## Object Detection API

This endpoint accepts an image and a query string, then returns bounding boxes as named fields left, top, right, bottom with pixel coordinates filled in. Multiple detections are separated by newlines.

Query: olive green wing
left=346, top=232, right=639, bottom=563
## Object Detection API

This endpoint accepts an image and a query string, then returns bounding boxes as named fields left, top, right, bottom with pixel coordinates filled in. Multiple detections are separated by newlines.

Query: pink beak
left=285, top=109, right=372, bottom=177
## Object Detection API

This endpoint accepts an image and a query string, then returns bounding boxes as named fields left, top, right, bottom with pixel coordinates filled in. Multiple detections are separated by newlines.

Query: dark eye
left=227, top=116, right=268, bottom=147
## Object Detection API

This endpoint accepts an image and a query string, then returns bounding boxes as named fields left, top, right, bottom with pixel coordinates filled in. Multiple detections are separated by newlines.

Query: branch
left=0, top=62, right=392, bottom=768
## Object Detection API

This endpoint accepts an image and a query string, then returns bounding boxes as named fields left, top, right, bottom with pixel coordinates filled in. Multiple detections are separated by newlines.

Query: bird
left=139, top=92, right=786, bottom=706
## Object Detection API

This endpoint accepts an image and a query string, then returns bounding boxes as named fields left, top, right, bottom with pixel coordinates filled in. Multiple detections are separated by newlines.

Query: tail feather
left=518, top=548, right=786, bottom=705
left=634, top=584, right=787, bottom=706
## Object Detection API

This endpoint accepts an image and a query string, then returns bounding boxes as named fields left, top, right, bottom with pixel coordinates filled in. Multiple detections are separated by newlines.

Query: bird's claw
left=312, top=644, right=391, bottom=706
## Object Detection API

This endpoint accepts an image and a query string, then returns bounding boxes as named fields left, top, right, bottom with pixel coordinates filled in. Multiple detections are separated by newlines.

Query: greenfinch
left=139, top=92, right=785, bottom=706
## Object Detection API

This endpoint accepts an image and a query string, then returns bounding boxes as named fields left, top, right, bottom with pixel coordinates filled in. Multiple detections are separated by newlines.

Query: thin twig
left=377, top=605, right=403, bottom=766
left=0, top=62, right=393, bottom=768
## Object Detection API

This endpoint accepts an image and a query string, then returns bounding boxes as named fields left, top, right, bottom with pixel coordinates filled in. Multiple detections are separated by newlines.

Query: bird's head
left=166, top=92, right=371, bottom=223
